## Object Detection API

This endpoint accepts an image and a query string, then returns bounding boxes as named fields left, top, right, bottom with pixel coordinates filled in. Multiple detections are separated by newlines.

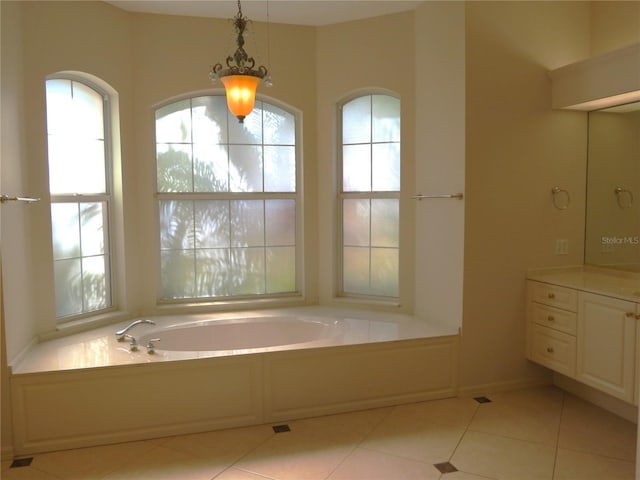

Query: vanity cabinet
left=527, top=282, right=577, bottom=377
left=526, top=279, right=639, bottom=404
left=577, top=292, right=636, bottom=403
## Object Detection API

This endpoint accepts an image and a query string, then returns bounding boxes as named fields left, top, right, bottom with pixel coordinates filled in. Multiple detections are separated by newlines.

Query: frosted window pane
left=372, top=95, right=400, bottom=143
left=72, top=82, right=104, bottom=140
left=46, top=79, right=72, bottom=136
left=230, top=247, right=265, bottom=295
left=80, top=202, right=105, bottom=256
left=161, top=250, right=195, bottom=298
left=343, top=246, right=369, bottom=294
left=155, top=99, right=192, bottom=143
left=196, top=249, right=230, bottom=297
left=343, top=145, right=371, bottom=192
left=192, top=96, right=227, bottom=144
left=54, top=258, right=82, bottom=317
left=195, top=200, right=230, bottom=248
left=371, top=248, right=399, bottom=297
left=156, top=143, right=193, bottom=192
left=159, top=200, right=195, bottom=250
left=266, top=246, right=295, bottom=293
left=229, top=145, right=263, bottom=192
left=265, top=199, right=295, bottom=245
left=371, top=199, right=399, bottom=247
left=82, top=255, right=108, bottom=311
left=342, top=96, right=371, bottom=144
left=229, top=102, right=263, bottom=144
left=264, top=146, right=295, bottom=192
left=263, top=103, right=295, bottom=145
left=48, top=137, right=106, bottom=194
left=194, top=143, right=229, bottom=192
left=51, top=203, right=80, bottom=259
left=372, top=143, right=400, bottom=192
left=343, top=199, right=370, bottom=247
left=230, top=200, right=264, bottom=247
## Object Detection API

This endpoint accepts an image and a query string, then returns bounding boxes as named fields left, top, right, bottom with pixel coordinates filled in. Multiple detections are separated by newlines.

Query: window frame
left=153, top=93, right=304, bottom=305
left=336, top=91, right=401, bottom=301
left=46, top=75, right=115, bottom=323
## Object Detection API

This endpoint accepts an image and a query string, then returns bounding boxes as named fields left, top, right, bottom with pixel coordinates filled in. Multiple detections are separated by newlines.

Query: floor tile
left=234, top=409, right=388, bottom=480
left=326, top=447, right=441, bottom=479
left=0, top=464, right=62, bottom=479
left=100, top=445, right=223, bottom=480
left=451, top=430, right=556, bottom=480
left=554, top=447, right=635, bottom=480
left=30, top=439, right=157, bottom=479
left=160, top=424, right=273, bottom=463
left=215, top=467, right=279, bottom=479
left=559, top=394, right=637, bottom=461
left=361, top=418, right=468, bottom=464
left=468, top=386, right=563, bottom=445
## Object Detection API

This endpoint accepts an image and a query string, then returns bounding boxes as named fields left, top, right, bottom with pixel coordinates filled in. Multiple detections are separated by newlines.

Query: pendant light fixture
left=210, top=0, right=268, bottom=123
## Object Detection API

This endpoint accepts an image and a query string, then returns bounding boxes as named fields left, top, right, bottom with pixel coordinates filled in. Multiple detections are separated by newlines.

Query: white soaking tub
left=9, top=306, right=459, bottom=455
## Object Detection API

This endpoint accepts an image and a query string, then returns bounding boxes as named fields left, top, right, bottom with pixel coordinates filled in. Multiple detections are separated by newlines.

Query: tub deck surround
left=10, top=306, right=458, bottom=374
left=527, top=266, right=640, bottom=302
left=9, top=306, right=459, bottom=455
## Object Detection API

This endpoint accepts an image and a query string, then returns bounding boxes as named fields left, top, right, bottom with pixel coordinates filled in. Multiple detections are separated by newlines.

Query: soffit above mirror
left=549, top=43, right=640, bottom=111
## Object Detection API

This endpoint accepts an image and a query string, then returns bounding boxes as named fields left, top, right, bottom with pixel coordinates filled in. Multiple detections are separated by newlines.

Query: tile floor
left=1, top=386, right=637, bottom=479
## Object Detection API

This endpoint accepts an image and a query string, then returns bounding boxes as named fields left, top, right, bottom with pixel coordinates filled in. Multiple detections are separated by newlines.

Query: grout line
left=550, top=390, right=566, bottom=480
left=321, top=405, right=398, bottom=479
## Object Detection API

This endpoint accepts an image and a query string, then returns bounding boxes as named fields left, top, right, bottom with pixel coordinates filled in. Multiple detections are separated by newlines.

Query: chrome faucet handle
left=124, top=334, right=138, bottom=352
left=146, top=338, right=161, bottom=355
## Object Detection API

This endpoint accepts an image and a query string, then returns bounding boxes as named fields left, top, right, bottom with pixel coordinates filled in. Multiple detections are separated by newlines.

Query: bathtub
left=139, top=316, right=345, bottom=353
left=9, top=306, right=459, bottom=455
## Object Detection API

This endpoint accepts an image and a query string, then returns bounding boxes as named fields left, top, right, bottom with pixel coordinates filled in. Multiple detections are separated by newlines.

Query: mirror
left=584, top=101, right=640, bottom=272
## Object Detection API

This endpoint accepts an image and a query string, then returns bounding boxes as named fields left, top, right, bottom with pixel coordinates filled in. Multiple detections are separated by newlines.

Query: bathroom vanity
left=526, top=267, right=640, bottom=404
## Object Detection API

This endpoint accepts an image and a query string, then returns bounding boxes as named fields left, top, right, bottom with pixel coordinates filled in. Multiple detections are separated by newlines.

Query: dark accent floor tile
left=10, top=457, right=33, bottom=468
left=272, top=424, right=291, bottom=433
left=434, top=461, right=458, bottom=474
left=473, top=396, right=492, bottom=404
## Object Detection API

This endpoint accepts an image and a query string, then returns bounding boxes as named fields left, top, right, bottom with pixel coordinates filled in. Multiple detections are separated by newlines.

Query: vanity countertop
left=527, top=266, right=640, bottom=303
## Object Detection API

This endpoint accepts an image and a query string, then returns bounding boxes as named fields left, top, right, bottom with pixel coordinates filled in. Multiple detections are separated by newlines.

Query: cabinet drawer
left=529, top=323, right=576, bottom=377
left=529, top=282, right=577, bottom=312
left=530, top=303, right=577, bottom=335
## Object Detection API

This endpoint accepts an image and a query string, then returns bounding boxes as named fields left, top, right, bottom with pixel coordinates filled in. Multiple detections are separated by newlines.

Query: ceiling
left=104, top=1, right=423, bottom=26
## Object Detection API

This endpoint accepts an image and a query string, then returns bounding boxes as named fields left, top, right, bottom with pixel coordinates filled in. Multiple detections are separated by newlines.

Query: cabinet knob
left=547, top=315, right=555, bottom=322
left=546, top=347, right=554, bottom=354
left=547, top=293, right=555, bottom=299
left=636, top=314, right=640, bottom=320
left=625, top=312, right=635, bottom=318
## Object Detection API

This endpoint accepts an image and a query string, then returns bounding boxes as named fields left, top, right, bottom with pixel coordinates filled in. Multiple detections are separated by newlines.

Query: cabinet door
left=577, top=292, right=636, bottom=403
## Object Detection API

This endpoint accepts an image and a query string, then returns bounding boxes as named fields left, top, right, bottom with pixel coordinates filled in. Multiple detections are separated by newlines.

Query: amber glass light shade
left=220, top=75, right=261, bottom=123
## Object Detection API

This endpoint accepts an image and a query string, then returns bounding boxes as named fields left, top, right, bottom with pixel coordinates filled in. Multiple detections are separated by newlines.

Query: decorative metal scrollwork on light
left=209, top=0, right=269, bottom=124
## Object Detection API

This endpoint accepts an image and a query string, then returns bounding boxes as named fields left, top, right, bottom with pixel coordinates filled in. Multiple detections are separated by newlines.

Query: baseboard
left=457, top=376, right=552, bottom=398
left=553, top=373, right=638, bottom=424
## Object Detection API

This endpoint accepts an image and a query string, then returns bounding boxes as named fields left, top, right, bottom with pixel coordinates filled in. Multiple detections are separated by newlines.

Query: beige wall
left=591, top=1, right=640, bottom=56
left=316, top=12, right=416, bottom=311
left=1, top=0, right=28, bottom=455
left=461, top=1, right=591, bottom=391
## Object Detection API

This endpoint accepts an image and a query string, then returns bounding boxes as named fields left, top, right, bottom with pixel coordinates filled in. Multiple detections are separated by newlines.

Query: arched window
left=155, top=95, right=300, bottom=300
left=45, top=77, right=112, bottom=319
left=338, top=93, right=400, bottom=298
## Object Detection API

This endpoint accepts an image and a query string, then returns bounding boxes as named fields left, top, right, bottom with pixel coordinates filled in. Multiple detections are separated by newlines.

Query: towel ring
left=551, top=186, right=570, bottom=210
left=614, top=187, right=634, bottom=209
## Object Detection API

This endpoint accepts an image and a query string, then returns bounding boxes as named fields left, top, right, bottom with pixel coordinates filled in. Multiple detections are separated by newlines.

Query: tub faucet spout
left=116, top=319, right=155, bottom=341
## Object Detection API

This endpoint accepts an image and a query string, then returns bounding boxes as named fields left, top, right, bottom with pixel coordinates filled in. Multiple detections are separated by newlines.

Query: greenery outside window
left=155, top=96, right=299, bottom=301
left=45, top=78, right=112, bottom=320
